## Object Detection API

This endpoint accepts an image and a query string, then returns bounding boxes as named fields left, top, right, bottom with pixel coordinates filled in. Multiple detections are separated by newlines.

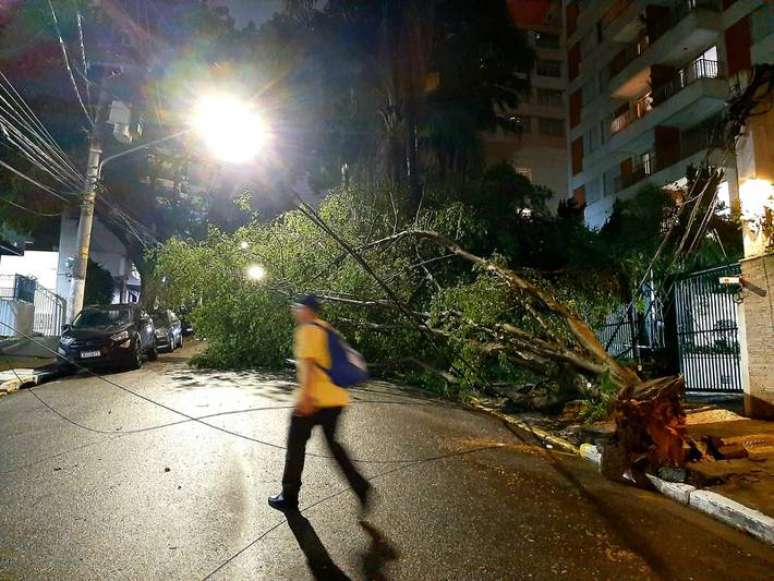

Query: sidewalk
left=685, top=408, right=774, bottom=518
left=0, top=355, right=57, bottom=395
left=472, top=397, right=774, bottom=546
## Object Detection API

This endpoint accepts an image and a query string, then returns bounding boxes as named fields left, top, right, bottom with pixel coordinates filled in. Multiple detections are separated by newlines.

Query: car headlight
left=60, top=335, right=74, bottom=346
left=110, top=330, right=130, bottom=342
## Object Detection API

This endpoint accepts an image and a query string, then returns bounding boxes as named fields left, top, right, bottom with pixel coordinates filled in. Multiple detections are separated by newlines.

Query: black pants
left=282, top=406, right=369, bottom=502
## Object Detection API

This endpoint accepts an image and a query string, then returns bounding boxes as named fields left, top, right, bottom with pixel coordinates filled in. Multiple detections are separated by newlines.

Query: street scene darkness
left=1, top=1, right=773, bottom=579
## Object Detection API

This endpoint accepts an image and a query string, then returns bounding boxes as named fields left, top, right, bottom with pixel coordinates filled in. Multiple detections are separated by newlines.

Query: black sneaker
left=268, top=492, right=299, bottom=512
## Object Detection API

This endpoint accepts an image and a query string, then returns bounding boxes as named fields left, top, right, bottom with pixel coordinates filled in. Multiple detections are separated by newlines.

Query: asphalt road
left=1, top=343, right=772, bottom=580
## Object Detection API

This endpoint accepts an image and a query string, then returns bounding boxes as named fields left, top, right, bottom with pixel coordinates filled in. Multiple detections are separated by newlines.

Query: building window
left=536, top=59, right=562, bottom=78
left=641, top=151, right=655, bottom=176
left=537, top=88, right=563, bottom=107
left=535, top=32, right=560, bottom=49
left=539, top=117, right=564, bottom=137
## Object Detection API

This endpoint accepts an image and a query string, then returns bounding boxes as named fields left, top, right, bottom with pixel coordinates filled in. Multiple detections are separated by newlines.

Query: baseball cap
left=293, top=293, right=321, bottom=313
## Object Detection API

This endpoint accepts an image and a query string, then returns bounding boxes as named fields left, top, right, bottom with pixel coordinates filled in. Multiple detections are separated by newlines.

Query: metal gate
left=0, top=275, right=66, bottom=337
left=674, top=264, right=742, bottom=393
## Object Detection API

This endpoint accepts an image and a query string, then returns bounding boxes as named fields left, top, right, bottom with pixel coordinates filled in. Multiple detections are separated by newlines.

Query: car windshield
left=73, top=308, right=132, bottom=329
left=152, top=313, right=169, bottom=326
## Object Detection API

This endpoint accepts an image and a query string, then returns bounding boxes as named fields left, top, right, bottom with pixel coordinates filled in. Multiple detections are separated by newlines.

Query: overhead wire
left=0, top=73, right=86, bottom=184
left=0, top=159, right=73, bottom=203
left=0, top=70, right=82, bottom=172
left=0, top=123, right=83, bottom=191
left=0, top=96, right=84, bottom=186
left=46, top=0, right=94, bottom=127
left=74, top=10, right=91, bottom=107
left=0, top=195, right=62, bottom=217
left=0, top=319, right=454, bottom=465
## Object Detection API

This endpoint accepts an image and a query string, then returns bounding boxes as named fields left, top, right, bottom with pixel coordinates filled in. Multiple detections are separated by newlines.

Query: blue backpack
left=310, top=322, right=369, bottom=387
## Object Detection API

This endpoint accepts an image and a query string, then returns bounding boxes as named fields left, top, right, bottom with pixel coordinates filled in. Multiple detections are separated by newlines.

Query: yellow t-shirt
left=293, top=320, right=351, bottom=408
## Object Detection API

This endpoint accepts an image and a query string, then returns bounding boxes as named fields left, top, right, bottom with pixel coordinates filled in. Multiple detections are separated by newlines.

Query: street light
left=246, top=264, right=267, bottom=282
left=192, top=94, right=268, bottom=164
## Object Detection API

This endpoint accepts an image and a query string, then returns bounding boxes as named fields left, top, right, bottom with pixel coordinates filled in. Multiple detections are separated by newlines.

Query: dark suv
left=58, top=304, right=158, bottom=370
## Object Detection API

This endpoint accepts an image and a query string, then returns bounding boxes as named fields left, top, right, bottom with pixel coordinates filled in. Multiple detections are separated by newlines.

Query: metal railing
left=610, top=59, right=723, bottom=137
left=653, top=58, right=724, bottom=104
left=672, top=0, right=721, bottom=24
left=674, top=264, right=742, bottom=392
left=610, top=93, right=653, bottom=135
left=0, top=275, right=66, bottom=337
left=596, top=282, right=667, bottom=361
left=609, top=33, right=651, bottom=79
left=614, top=153, right=658, bottom=192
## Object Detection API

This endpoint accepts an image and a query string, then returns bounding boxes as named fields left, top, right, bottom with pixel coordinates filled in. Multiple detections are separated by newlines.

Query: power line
left=0, top=122, right=83, bottom=191
left=0, top=196, right=62, bottom=217
left=46, top=0, right=94, bottom=127
left=0, top=159, right=73, bottom=203
left=0, top=73, right=85, bottom=184
left=0, top=70, right=81, bottom=172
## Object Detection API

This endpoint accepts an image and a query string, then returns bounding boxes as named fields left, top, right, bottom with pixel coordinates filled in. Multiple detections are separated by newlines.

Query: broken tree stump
left=602, top=376, right=687, bottom=485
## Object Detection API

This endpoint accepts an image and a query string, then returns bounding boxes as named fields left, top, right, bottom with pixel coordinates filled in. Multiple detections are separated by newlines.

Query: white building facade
left=562, top=0, right=773, bottom=228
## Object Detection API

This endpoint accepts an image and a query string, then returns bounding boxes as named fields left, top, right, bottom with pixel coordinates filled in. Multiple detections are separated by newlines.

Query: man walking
left=268, top=294, right=371, bottom=513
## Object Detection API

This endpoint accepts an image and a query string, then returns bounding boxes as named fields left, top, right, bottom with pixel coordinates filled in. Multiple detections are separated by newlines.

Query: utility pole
left=68, top=87, right=108, bottom=322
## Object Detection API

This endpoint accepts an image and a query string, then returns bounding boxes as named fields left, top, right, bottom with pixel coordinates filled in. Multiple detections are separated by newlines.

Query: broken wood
left=604, top=376, right=687, bottom=483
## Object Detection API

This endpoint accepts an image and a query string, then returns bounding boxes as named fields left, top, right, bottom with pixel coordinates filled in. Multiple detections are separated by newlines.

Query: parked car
left=177, top=307, right=194, bottom=336
left=58, top=304, right=158, bottom=370
left=152, top=309, right=183, bottom=352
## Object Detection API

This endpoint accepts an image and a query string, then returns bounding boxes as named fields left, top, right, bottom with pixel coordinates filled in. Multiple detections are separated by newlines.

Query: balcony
left=610, top=94, right=653, bottom=136
left=608, top=0, right=721, bottom=98
left=602, top=0, right=642, bottom=44
left=609, top=34, right=650, bottom=80
left=652, top=59, right=724, bottom=105
left=615, top=153, right=659, bottom=193
left=609, top=59, right=724, bottom=138
left=614, top=127, right=725, bottom=193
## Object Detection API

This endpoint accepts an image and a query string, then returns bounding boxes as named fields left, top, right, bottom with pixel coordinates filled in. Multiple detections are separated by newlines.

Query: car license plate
left=80, top=350, right=101, bottom=359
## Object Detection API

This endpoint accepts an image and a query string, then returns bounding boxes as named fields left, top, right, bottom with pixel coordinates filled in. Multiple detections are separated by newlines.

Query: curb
left=581, top=443, right=773, bottom=546
left=472, top=403, right=774, bottom=547
left=470, top=403, right=580, bottom=455
left=0, top=369, right=50, bottom=396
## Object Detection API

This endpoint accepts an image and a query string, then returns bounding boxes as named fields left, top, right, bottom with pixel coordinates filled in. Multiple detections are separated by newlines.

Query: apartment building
left=563, top=0, right=773, bottom=228
left=483, top=0, right=569, bottom=204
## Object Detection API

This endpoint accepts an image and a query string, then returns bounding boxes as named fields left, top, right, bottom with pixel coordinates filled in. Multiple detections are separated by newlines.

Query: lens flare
left=193, top=94, right=267, bottom=164
left=246, top=264, right=266, bottom=282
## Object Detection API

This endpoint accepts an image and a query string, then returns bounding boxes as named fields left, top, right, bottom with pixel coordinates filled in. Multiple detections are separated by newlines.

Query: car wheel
left=148, top=342, right=159, bottom=361
left=129, top=339, right=143, bottom=370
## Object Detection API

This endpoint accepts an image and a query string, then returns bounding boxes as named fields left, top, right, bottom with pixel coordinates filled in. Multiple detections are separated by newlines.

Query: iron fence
left=0, top=275, right=65, bottom=337
left=674, top=264, right=742, bottom=392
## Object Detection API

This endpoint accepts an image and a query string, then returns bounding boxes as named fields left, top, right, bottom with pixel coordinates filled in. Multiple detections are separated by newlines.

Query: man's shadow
left=286, top=512, right=398, bottom=581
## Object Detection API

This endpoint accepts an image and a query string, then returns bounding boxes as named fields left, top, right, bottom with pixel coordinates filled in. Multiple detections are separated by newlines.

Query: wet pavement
left=1, top=344, right=773, bottom=579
